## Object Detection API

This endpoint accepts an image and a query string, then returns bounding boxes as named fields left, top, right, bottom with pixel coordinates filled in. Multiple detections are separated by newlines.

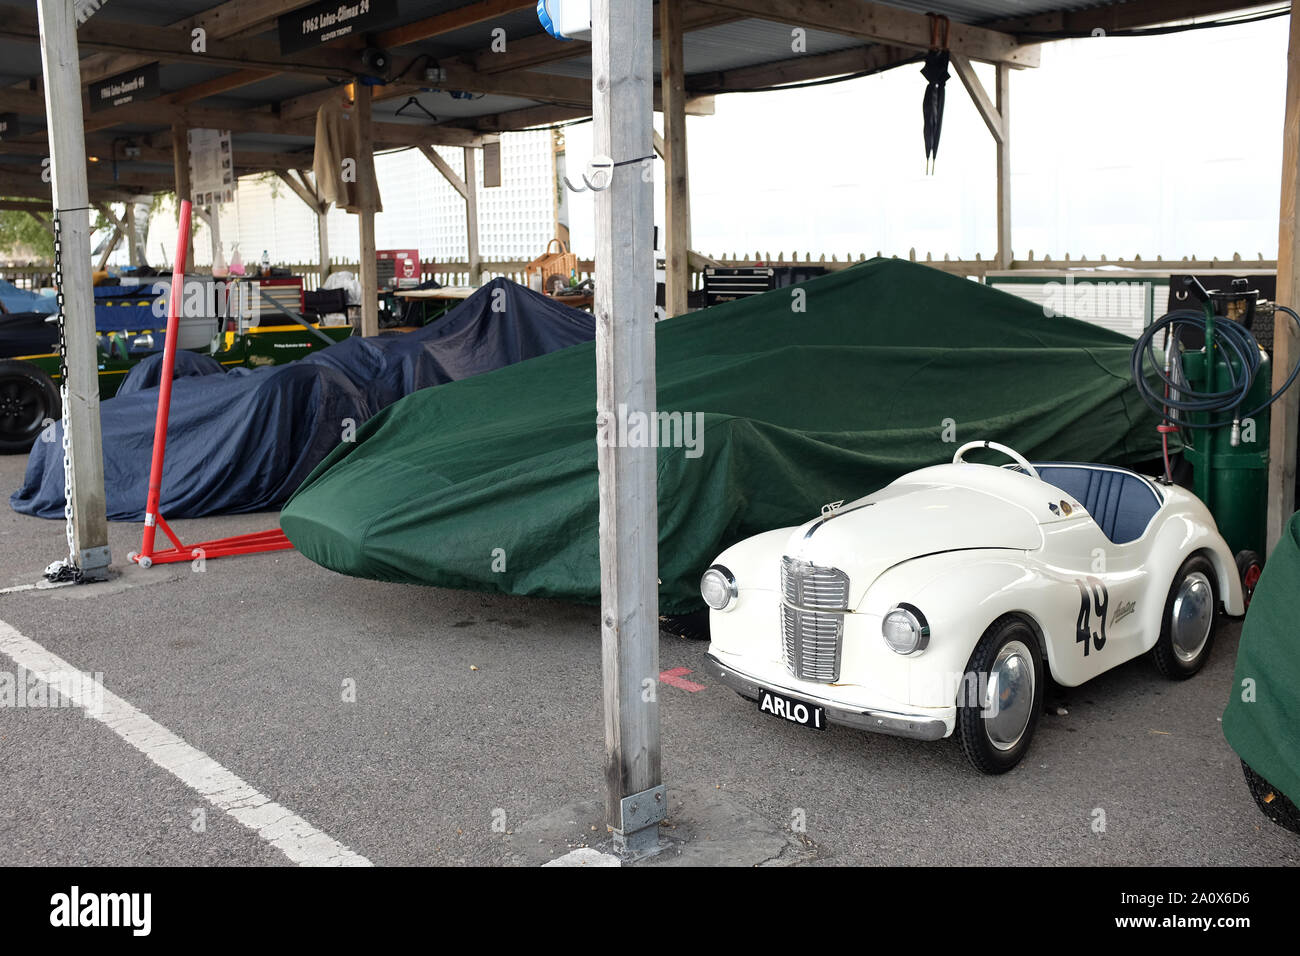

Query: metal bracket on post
left=78, top=546, right=111, bottom=582
left=613, top=784, right=665, bottom=858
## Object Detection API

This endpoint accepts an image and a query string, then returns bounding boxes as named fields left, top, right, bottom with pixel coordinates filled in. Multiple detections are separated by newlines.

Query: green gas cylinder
left=1180, top=319, right=1272, bottom=559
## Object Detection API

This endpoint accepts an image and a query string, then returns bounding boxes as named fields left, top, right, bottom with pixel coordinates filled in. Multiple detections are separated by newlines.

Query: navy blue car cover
left=10, top=279, right=595, bottom=520
left=116, top=349, right=225, bottom=396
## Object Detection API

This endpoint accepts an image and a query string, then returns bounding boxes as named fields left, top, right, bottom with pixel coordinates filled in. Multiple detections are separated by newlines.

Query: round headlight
left=882, top=604, right=930, bottom=655
left=700, top=565, right=737, bottom=611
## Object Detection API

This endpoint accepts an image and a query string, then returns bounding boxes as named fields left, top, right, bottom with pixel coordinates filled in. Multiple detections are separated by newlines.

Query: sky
left=559, top=11, right=1290, bottom=264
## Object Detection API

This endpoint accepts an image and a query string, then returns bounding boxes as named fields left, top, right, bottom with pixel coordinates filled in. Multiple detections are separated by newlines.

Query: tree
left=0, top=201, right=55, bottom=260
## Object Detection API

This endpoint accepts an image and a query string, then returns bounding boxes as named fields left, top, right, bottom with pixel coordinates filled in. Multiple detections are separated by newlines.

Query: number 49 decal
left=1074, top=577, right=1108, bottom=656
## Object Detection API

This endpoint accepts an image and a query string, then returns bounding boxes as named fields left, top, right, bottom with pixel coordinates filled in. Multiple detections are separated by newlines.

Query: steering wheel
left=951, top=440, right=1040, bottom=481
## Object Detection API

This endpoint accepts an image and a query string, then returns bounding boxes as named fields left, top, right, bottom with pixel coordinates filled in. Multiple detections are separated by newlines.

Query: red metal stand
left=130, top=200, right=294, bottom=569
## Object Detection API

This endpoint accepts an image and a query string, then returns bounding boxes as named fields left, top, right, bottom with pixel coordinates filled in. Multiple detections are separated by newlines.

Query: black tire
left=1241, top=760, right=1300, bottom=836
left=956, top=614, right=1044, bottom=775
left=1150, top=553, right=1219, bottom=679
left=659, top=609, right=710, bottom=642
left=0, top=359, right=59, bottom=454
left=1234, top=549, right=1264, bottom=612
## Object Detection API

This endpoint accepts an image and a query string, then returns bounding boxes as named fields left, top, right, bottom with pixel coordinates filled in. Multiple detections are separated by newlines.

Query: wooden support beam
left=94, top=200, right=125, bottom=232
left=660, top=0, right=690, bottom=318
left=951, top=54, right=1005, bottom=145
left=355, top=84, right=379, bottom=338
left=316, top=202, right=330, bottom=282
left=698, top=0, right=1039, bottom=67
left=374, top=0, right=535, bottom=49
left=125, top=200, right=140, bottom=267
left=593, top=0, right=662, bottom=857
left=0, top=166, right=173, bottom=192
left=691, top=42, right=915, bottom=92
left=986, top=0, right=1265, bottom=37
left=419, top=145, right=469, bottom=200
left=951, top=54, right=1012, bottom=266
left=171, top=124, right=195, bottom=268
left=995, top=63, right=1012, bottom=269
left=472, top=4, right=741, bottom=74
left=275, top=169, right=323, bottom=212
left=1268, top=9, right=1300, bottom=555
left=95, top=224, right=121, bottom=271
left=77, top=0, right=319, bottom=87
left=463, top=146, right=481, bottom=287
left=35, top=0, right=109, bottom=580
left=26, top=209, right=53, bottom=235
left=0, top=5, right=364, bottom=78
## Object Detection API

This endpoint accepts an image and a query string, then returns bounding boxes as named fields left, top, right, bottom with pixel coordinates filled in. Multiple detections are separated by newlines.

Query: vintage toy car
left=702, top=440, right=1244, bottom=773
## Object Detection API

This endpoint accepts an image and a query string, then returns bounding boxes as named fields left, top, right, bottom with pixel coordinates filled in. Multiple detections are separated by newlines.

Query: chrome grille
left=780, top=558, right=850, bottom=683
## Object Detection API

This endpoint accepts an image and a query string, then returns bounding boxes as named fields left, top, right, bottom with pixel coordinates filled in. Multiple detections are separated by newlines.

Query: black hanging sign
left=278, top=0, right=398, bottom=54
left=89, top=63, right=161, bottom=113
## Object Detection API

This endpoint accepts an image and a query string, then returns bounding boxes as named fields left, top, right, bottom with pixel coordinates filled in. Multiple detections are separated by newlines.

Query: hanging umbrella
left=921, top=49, right=950, bottom=175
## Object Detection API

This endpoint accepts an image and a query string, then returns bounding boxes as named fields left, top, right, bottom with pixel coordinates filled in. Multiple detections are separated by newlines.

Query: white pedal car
left=702, top=441, right=1244, bottom=773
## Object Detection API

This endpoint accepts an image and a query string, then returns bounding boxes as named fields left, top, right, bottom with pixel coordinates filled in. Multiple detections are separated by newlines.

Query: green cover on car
left=281, top=258, right=1169, bottom=612
left=1223, top=511, right=1300, bottom=805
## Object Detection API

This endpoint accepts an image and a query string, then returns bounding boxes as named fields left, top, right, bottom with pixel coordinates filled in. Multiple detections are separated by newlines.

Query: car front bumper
left=704, top=653, right=951, bottom=741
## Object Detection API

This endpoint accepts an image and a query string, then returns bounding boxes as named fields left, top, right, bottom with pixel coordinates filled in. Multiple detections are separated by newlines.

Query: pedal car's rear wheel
left=0, top=359, right=59, bottom=454
left=956, top=615, right=1044, bottom=775
left=1150, top=553, right=1219, bottom=679
left=1234, top=550, right=1263, bottom=611
left=1241, top=760, right=1300, bottom=836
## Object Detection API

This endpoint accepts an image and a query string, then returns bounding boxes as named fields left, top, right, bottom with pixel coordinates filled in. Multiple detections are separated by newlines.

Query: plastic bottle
left=261, top=249, right=271, bottom=275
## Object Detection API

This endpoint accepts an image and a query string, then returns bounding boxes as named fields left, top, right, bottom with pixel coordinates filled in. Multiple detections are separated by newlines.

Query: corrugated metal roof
left=876, top=0, right=1111, bottom=23
left=0, top=0, right=1252, bottom=183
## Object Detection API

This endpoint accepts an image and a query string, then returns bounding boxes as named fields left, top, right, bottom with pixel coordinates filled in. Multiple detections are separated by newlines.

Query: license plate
left=758, top=689, right=826, bottom=730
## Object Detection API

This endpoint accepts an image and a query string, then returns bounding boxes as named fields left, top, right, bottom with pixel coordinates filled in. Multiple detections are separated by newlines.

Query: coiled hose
left=1131, top=305, right=1300, bottom=434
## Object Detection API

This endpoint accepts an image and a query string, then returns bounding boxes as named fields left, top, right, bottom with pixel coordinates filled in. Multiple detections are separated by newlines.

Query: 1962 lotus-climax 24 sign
left=702, top=441, right=1244, bottom=773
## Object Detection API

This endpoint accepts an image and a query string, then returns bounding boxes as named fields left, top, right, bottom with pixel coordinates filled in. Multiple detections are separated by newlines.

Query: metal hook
left=562, top=155, right=615, bottom=193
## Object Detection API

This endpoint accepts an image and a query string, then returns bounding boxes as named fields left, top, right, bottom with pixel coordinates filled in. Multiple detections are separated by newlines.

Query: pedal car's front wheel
left=1150, top=553, right=1219, bottom=679
left=956, top=615, right=1044, bottom=775
left=1241, top=761, right=1300, bottom=836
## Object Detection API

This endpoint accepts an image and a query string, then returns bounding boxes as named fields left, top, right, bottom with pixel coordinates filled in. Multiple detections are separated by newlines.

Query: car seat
left=1031, top=463, right=1163, bottom=545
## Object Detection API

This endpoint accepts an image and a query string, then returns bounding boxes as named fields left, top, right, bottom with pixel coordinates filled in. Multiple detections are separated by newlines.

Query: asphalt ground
left=0, top=452, right=1295, bottom=867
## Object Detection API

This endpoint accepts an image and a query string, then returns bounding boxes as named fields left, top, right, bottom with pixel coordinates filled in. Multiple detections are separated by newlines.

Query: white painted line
left=0, top=584, right=38, bottom=595
left=0, top=618, right=371, bottom=867
left=544, top=848, right=621, bottom=867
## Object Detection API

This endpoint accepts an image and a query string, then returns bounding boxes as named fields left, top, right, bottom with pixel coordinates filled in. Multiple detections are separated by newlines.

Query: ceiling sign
left=278, top=0, right=398, bottom=55
left=89, top=63, right=160, bottom=113
left=0, top=113, right=18, bottom=141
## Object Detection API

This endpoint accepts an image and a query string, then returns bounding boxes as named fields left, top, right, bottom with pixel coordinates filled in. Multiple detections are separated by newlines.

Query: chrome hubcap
left=984, top=639, right=1036, bottom=751
left=1171, top=571, right=1214, bottom=663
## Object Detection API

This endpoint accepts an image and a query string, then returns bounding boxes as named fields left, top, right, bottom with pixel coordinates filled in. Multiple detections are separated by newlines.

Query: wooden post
left=463, top=146, right=481, bottom=286
left=356, top=84, right=379, bottom=337
left=995, top=63, right=1012, bottom=269
left=593, top=0, right=663, bottom=858
left=36, top=0, right=109, bottom=580
left=660, top=0, right=691, bottom=317
left=171, top=124, right=196, bottom=269
left=125, top=201, right=140, bottom=267
left=1268, top=10, right=1300, bottom=554
left=317, top=204, right=331, bottom=282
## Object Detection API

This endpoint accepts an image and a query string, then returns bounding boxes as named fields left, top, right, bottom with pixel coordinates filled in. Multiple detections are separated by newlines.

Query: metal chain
left=50, top=211, right=81, bottom=582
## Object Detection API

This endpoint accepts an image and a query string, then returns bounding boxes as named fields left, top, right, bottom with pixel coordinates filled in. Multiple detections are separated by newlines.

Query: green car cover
left=1223, top=511, right=1300, bottom=809
left=281, top=258, right=1169, bottom=612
